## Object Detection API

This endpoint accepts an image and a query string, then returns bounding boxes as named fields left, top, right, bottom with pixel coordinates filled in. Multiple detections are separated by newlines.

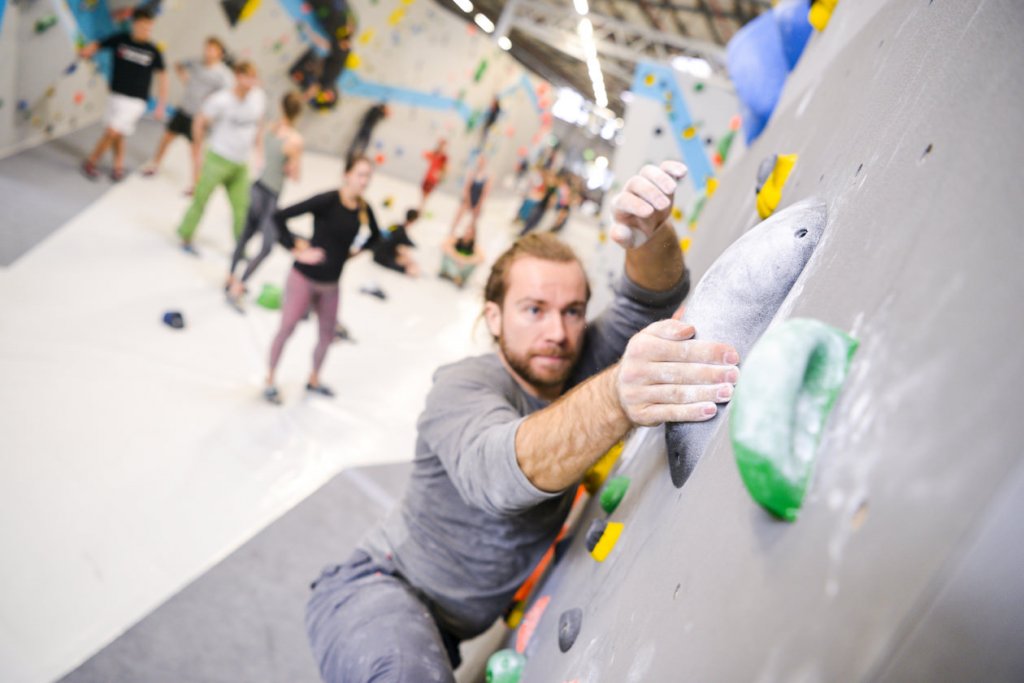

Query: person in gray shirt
left=305, top=161, right=742, bottom=682
left=141, top=36, right=233, bottom=193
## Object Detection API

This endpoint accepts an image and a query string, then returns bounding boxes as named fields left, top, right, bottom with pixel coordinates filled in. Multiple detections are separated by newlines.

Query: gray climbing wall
left=513, top=1, right=1024, bottom=680
left=0, top=0, right=551, bottom=191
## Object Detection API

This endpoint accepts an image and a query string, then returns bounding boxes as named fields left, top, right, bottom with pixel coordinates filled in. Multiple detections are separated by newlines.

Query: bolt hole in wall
left=851, top=499, right=869, bottom=531
left=673, top=584, right=682, bottom=600
left=920, top=142, right=933, bottom=162
left=855, top=163, right=863, bottom=177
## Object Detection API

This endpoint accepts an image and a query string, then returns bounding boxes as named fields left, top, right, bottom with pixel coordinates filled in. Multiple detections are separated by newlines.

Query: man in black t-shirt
left=79, top=8, right=168, bottom=182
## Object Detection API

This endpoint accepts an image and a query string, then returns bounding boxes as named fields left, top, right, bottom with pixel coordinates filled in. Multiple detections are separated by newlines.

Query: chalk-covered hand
left=616, top=319, right=740, bottom=426
left=609, top=160, right=687, bottom=249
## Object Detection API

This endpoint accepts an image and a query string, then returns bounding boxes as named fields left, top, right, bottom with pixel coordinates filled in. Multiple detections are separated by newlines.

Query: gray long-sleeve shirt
left=360, top=270, right=690, bottom=639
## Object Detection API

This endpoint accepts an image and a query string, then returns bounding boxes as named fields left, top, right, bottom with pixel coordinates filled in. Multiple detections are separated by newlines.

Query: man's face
left=203, top=41, right=223, bottom=64
left=486, top=256, right=589, bottom=399
left=235, top=70, right=257, bottom=93
left=132, top=18, right=154, bottom=42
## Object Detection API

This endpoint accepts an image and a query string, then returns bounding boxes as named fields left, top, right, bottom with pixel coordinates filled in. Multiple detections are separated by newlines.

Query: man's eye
left=527, top=306, right=541, bottom=315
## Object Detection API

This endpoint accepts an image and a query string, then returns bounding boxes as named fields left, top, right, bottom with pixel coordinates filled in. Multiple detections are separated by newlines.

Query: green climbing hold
left=599, top=476, right=630, bottom=514
left=256, top=283, right=283, bottom=310
left=716, top=130, right=736, bottom=164
left=730, top=318, right=858, bottom=521
left=486, top=648, right=525, bottom=683
left=35, top=15, right=59, bottom=34
left=474, top=58, right=489, bottom=83
left=693, top=81, right=705, bottom=92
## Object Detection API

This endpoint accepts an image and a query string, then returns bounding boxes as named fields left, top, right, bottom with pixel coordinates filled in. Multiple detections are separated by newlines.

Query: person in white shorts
left=79, top=8, right=168, bottom=182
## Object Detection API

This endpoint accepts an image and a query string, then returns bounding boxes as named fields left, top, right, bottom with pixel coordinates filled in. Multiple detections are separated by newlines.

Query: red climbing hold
left=515, top=595, right=550, bottom=654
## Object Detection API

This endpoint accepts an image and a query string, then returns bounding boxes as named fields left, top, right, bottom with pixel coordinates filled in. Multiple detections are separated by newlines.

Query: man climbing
left=305, top=161, right=742, bottom=681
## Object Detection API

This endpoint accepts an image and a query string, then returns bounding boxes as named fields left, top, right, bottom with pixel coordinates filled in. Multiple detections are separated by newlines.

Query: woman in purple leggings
left=265, top=155, right=380, bottom=404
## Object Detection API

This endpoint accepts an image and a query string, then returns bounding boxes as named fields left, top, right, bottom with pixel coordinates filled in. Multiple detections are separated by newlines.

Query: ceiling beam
left=508, top=0, right=728, bottom=68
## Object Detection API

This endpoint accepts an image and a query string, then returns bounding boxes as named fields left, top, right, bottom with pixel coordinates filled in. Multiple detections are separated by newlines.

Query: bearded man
left=305, top=161, right=741, bottom=682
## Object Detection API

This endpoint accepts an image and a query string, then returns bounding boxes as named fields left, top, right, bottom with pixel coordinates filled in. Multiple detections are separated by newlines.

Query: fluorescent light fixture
left=671, top=55, right=712, bottom=79
left=474, top=13, right=495, bottom=33
left=497, top=35, right=511, bottom=50
left=574, top=0, right=589, bottom=15
left=577, top=17, right=593, bottom=39
left=451, top=0, right=473, bottom=13
left=576, top=17, right=606, bottom=109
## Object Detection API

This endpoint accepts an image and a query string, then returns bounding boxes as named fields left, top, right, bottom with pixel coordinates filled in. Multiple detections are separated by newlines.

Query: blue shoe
left=263, top=386, right=282, bottom=405
left=306, top=383, right=335, bottom=398
left=181, top=242, right=200, bottom=257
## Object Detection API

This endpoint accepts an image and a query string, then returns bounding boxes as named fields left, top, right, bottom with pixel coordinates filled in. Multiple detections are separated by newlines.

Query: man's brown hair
left=282, top=92, right=303, bottom=122
left=233, top=60, right=257, bottom=76
left=484, top=233, right=591, bottom=309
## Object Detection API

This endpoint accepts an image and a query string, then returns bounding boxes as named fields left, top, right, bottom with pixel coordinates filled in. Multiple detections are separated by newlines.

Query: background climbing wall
left=507, top=0, right=1024, bottom=680
left=610, top=63, right=744, bottom=259
left=0, top=0, right=108, bottom=157
left=0, top=0, right=551, bottom=191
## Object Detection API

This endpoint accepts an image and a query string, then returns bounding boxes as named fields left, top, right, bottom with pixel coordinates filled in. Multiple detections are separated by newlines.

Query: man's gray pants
left=306, top=550, right=461, bottom=682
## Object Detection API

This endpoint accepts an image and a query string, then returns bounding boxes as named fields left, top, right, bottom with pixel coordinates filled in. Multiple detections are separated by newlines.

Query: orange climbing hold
left=515, top=595, right=550, bottom=654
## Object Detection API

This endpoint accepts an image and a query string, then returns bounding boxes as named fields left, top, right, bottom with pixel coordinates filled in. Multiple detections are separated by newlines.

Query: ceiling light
left=474, top=13, right=495, bottom=33
left=671, top=55, right=712, bottom=79
left=451, top=0, right=473, bottom=13
left=574, top=0, right=589, bottom=16
left=497, top=35, right=511, bottom=50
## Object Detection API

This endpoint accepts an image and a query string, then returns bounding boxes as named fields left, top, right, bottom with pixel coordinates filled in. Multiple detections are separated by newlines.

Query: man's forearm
left=623, top=219, right=685, bottom=292
left=515, top=366, right=631, bottom=492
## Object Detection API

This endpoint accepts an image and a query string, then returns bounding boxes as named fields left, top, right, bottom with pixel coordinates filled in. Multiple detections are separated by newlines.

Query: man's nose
left=544, top=311, right=568, bottom=343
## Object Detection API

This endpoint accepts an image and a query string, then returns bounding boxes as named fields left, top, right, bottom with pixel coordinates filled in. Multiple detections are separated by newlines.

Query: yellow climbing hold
left=682, top=126, right=696, bottom=140
left=358, top=29, right=374, bottom=45
left=706, top=177, right=719, bottom=197
left=239, top=0, right=262, bottom=22
left=809, top=0, right=838, bottom=31
left=582, top=441, right=623, bottom=494
left=388, top=7, right=405, bottom=25
left=679, top=237, right=692, bottom=253
left=644, top=73, right=655, bottom=86
left=755, top=153, right=798, bottom=219
left=402, top=0, right=417, bottom=5
left=671, top=206, right=683, bottom=221
left=345, top=52, right=362, bottom=69
left=505, top=601, right=526, bottom=629
left=591, top=522, right=623, bottom=562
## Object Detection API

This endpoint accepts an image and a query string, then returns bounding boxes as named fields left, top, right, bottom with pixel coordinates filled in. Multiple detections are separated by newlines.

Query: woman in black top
left=264, top=155, right=380, bottom=404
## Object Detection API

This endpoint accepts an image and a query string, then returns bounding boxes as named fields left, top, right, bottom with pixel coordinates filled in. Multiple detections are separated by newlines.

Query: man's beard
left=499, top=335, right=579, bottom=392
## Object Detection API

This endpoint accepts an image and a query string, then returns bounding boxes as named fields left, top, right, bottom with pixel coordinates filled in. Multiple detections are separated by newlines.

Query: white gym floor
left=0, top=137, right=620, bottom=682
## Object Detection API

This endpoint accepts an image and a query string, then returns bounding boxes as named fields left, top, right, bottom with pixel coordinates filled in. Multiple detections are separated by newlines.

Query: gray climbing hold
left=585, top=519, right=607, bottom=553
left=558, top=608, right=582, bottom=653
left=665, top=197, right=828, bottom=488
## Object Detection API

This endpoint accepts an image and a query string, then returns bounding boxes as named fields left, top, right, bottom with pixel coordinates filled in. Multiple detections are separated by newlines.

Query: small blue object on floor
left=359, top=283, right=387, bottom=300
left=162, top=311, right=185, bottom=329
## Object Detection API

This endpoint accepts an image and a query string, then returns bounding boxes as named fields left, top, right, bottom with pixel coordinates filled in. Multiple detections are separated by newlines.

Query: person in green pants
left=177, top=61, right=266, bottom=255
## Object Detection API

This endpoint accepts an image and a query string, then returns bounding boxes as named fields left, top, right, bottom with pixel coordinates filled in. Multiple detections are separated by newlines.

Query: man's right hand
left=78, top=42, right=99, bottom=59
left=609, top=160, right=687, bottom=249
left=616, top=319, right=740, bottom=426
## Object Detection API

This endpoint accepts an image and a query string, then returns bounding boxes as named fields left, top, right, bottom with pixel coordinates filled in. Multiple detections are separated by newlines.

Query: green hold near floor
left=486, top=648, right=525, bottom=683
left=730, top=318, right=858, bottom=521
left=599, top=475, right=630, bottom=514
left=257, top=283, right=283, bottom=310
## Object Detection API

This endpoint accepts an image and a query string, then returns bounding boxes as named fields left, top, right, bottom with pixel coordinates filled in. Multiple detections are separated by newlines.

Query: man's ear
left=484, top=301, right=502, bottom=340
